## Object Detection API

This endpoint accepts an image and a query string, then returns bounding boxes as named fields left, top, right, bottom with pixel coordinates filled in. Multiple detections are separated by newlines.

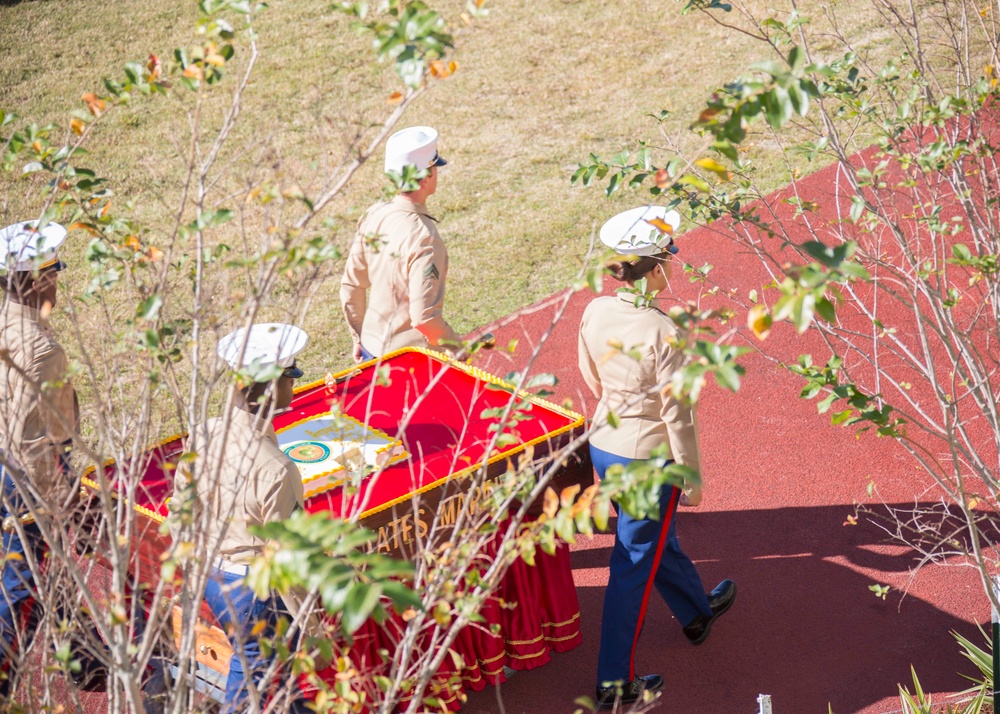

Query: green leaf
left=342, top=583, right=383, bottom=634
left=750, top=59, right=785, bottom=76
left=869, top=583, right=890, bottom=600
left=713, top=364, right=742, bottom=391
left=636, top=146, right=652, bottom=170
left=788, top=45, right=806, bottom=73
left=762, top=86, right=793, bottom=128
left=830, top=409, right=853, bottom=425
left=526, top=373, right=558, bottom=389
left=606, top=172, right=622, bottom=196
left=788, top=82, right=809, bottom=115
left=815, top=297, right=837, bottom=323
left=711, top=139, right=739, bottom=162
left=587, top=268, right=602, bottom=293
left=136, top=294, right=164, bottom=322
left=849, top=195, right=865, bottom=223
left=198, top=208, right=234, bottom=230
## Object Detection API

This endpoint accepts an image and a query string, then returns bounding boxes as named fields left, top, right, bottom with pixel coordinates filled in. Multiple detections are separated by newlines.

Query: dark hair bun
left=606, top=252, right=671, bottom=283
left=606, top=260, right=633, bottom=282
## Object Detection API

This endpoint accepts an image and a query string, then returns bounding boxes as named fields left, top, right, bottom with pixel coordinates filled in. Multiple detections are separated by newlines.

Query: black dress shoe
left=596, top=674, right=664, bottom=710
left=683, top=579, right=736, bottom=645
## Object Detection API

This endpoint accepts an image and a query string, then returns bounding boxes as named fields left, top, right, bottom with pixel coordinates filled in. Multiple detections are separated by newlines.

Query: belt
left=214, top=558, right=250, bottom=576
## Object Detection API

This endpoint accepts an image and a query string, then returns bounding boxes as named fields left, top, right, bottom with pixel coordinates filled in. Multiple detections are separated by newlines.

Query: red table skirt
left=309, top=542, right=582, bottom=711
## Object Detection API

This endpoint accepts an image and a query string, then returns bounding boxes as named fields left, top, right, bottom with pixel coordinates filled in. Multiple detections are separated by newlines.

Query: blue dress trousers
left=591, top=445, right=712, bottom=686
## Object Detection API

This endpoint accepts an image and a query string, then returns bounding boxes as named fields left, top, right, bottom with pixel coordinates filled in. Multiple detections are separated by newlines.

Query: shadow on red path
left=464, top=504, right=985, bottom=714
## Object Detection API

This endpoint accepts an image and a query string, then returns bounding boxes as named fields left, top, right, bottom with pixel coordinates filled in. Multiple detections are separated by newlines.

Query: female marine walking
left=578, top=206, right=737, bottom=710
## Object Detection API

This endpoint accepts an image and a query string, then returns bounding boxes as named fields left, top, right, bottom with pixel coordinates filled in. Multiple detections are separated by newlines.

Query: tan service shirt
left=0, top=300, right=79, bottom=503
left=171, top=407, right=304, bottom=564
left=171, top=407, right=330, bottom=654
left=340, top=195, right=460, bottom=355
left=578, top=293, right=701, bottom=474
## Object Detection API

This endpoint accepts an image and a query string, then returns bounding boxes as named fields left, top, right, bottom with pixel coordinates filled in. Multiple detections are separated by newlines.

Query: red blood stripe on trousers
left=627, top=486, right=681, bottom=682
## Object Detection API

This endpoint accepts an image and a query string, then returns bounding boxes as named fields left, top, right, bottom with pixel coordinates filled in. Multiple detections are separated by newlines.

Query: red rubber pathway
left=465, top=154, right=990, bottom=713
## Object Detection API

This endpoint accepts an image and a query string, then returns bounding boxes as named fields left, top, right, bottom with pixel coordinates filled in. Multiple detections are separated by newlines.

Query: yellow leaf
left=146, top=246, right=163, bottom=262
left=81, top=92, right=105, bottom=116
left=560, top=484, right=581, bottom=508
left=251, top=619, right=267, bottom=636
left=542, top=487, right=558, bottom=518
left=429, top=60, right=449, bottom=79
left=448, top=60, right=458, bottom=74
left=433, top=600, right=452, bottom=627
left=70, top=117, right=86, bottom=135
left=334, top=667, right=358, bottom=682
left=124, top=235, right=141, bottom=251
left=695, top=157, right=730, bottom=177
left=593, top=498, right=611, bottom=531
left=981, top=5, right=990, bottom=15
left=570, top=483, right=598, bottom=516
left=182, top=65, right=204, bottom=81
left=646, top=217, right=674, bottom=234
left=968, top=497, right=980, bottom=510
left=698, top=106, right=722, bottom=124
left=843, top=514, right=857, bottom=526
left=69, top=222, right=100, bottom=236
left=747, top=303, right=772, bottom=340
left=204, top=53, right=226, bottom=67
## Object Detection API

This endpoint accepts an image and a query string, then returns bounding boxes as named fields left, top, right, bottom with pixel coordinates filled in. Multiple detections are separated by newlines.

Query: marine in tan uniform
left=578, top=207, right=736, bottom=710
left=0, top=221, right=100, bottom=688
left=340, top=126, right=461, bottom=361
left=169, top=323, right=308, bottom=711
left=0, top=222, right=78, bottom=505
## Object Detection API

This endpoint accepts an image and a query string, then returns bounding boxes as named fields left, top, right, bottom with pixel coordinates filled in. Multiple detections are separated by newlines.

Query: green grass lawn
left=0, top=0, right=911, bottom=409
